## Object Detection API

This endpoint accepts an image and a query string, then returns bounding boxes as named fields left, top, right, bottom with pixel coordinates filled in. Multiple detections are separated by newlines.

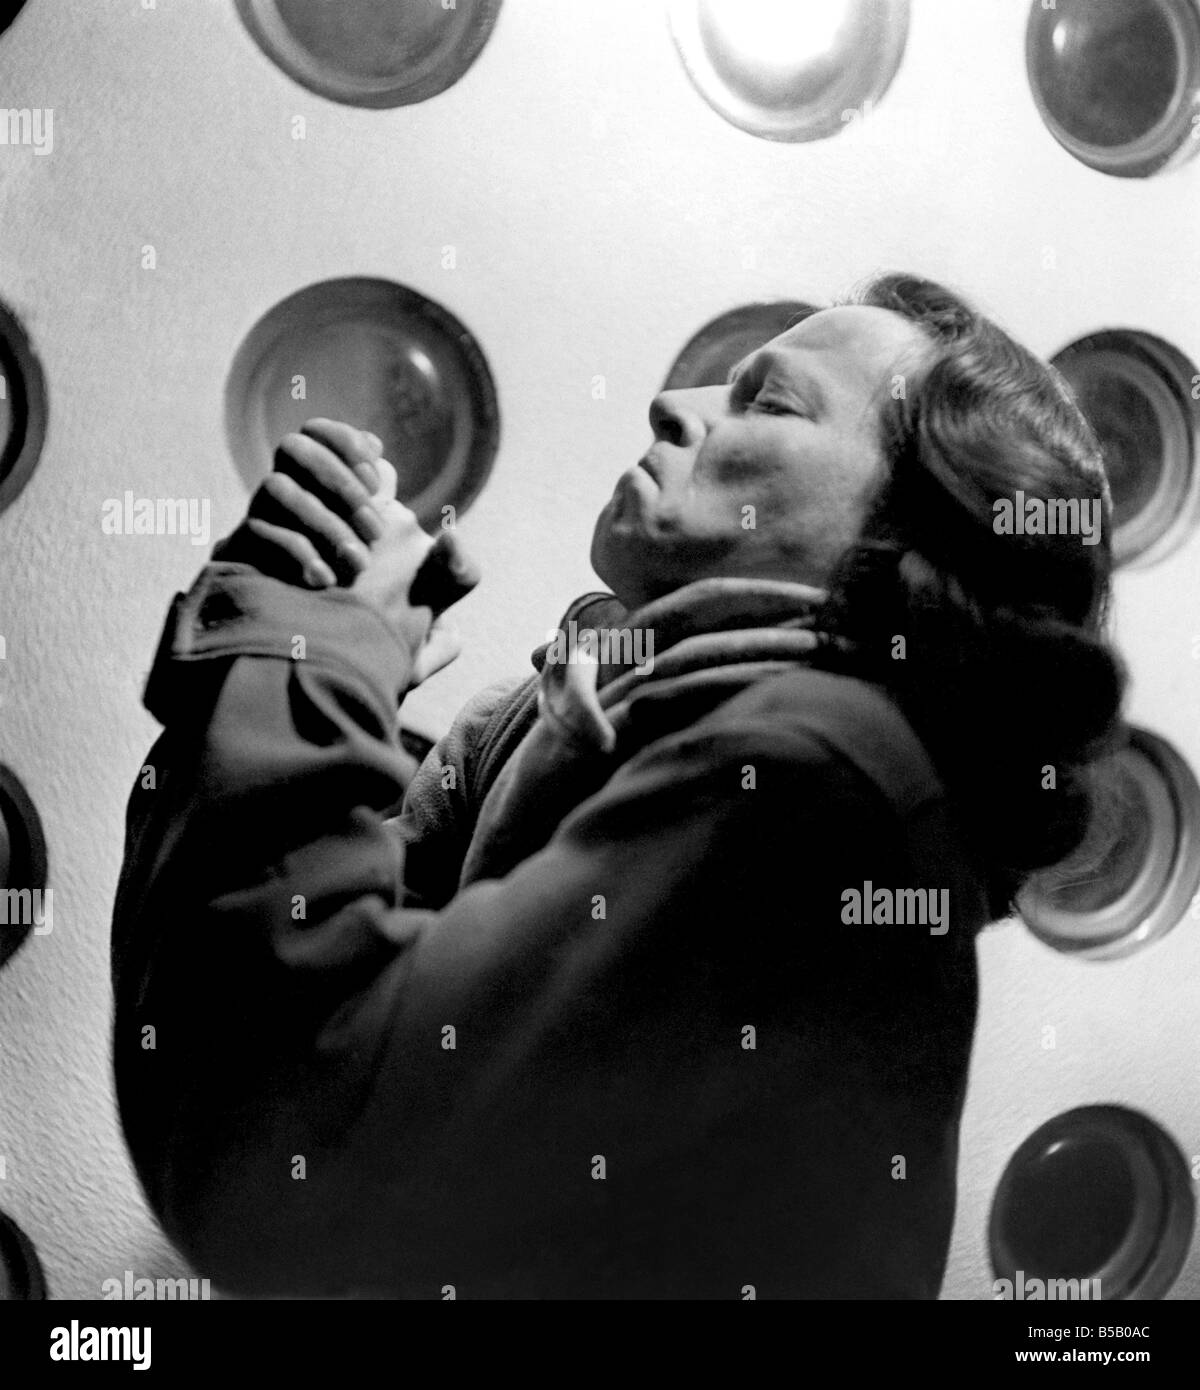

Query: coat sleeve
left=111, top=564, right=971, bottom=1300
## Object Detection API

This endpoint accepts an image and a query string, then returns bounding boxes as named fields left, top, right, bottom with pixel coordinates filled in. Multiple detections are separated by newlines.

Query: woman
left=111, top=274, right=1124, bottom=1299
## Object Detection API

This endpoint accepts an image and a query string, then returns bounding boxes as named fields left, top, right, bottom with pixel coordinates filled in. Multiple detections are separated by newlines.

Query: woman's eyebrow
left=728, top=349, right=830, bottom=413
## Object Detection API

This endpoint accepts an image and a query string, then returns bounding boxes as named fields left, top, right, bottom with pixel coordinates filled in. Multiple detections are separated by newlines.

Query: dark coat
left=111, top=564, right=990, bottom=1299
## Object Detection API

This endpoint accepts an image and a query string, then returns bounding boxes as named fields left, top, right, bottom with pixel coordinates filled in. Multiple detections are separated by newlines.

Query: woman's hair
left=818, top=272, right=1127, bottom=921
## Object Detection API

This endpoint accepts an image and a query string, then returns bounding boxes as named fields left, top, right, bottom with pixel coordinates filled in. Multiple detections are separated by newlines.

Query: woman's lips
left=619, top=463, right=657, bottom=499
left=610, top=463, right=656, bottom=523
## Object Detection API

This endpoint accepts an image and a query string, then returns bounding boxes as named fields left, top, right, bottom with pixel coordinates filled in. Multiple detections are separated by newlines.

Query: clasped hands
left=213, top=418, right=480, bottom=687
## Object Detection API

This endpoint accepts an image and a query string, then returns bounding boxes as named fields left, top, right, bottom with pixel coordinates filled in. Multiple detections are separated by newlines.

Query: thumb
left=408, top=529, right=481, bottom=615
left=368, top=455, right=399, bottom=508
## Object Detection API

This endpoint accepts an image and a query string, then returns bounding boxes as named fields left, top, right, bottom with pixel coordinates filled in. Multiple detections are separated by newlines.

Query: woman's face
left=591, top=304, right=931, bottom=609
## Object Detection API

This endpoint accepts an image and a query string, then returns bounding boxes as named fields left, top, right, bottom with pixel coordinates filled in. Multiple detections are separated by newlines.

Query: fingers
left=369, top=455, right=399, bottom=507
left=298, top=418, right=383, bottom=489
left=242, top=518, right=340, bottom=588
left=407, top=529, right=482, bottom=615
left=251, top=471, right=372, bottom=583
left=225, top=417, right=483, bottom=642
left=212, top=516, right=340, bottom=588
left=236, top=426, right=413, bottom=588
left=273, top=422, right=386, bottom=547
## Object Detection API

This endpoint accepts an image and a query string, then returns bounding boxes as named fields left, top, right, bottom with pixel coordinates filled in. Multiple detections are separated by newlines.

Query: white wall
left=0, top=0, right=1195, bottom=1299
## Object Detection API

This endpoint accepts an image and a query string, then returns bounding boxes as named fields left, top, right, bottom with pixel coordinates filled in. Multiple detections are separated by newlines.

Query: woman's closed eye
left=728, top=361, right=818, bottom=419
left=748, top=391, right=811, bottom=418
left=729, top=370, right=812, bottom=419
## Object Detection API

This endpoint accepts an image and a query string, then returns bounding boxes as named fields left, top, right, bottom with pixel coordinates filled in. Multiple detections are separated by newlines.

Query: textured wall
left=0, top=0, right=1195, bottom=1299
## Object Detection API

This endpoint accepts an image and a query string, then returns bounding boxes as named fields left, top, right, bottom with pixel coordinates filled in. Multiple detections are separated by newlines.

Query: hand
left=214, top=418, right=480, bottom=685
left=351, top=460, right=481, bottom=685
left=214, top=419, right=387, bottom=588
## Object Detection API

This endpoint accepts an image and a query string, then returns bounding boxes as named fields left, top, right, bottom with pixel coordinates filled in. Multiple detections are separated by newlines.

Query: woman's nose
left=648, top=386, right=724, bottom=448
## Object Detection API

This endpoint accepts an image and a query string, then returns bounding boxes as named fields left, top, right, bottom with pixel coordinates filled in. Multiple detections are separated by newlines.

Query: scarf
left=457, top=575, right=859, bottom=887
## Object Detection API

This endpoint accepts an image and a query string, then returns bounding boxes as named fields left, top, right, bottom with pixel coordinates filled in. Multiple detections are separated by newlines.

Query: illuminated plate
left=0, top=1209, right=46, bottom=1300
left=226, top=278, right=500, bottom=530
left=0, top=766, right=48, bottom=975
left=236, top=0, right=502, bottom=108
left=1017, top=728, right=1200, bottom=960
left=1052, top=330, right=1199, bottom=569
left=668, top=0, right=910, bottom=142
left=0, top=299, right=48, bottom=516
left=990, top=1106, right=1194, bottom=1301
left=664, top=301, right=820, bottom=389
left=1027, top=0, right=1200, bottom=178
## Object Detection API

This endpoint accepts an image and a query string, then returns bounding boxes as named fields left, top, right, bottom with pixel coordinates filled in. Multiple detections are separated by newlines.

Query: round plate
left=664, top=301, right=820, bottom=390
left=0, top=299, right=48, bottom=516
left=1027, top=0, right=1200, bottom=178
left=990, top=1106, right=1195, bottom=1300
left=668, top=0, right=910, bottom=142
left=226, top=277, right=500, bottom=530
left=236, top=0, right=503, bottom=108
left=1017, top=728, right=1200, bottom=960
left=0, top=765, right=48, bottom=976
left=1052, top=329, right=1199, bottom=569
left=0, top=1209, right=47, bottom=1300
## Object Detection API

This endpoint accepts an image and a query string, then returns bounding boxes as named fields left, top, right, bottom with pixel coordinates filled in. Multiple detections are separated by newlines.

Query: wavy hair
left=819, top=273, right=1127, bottom=920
